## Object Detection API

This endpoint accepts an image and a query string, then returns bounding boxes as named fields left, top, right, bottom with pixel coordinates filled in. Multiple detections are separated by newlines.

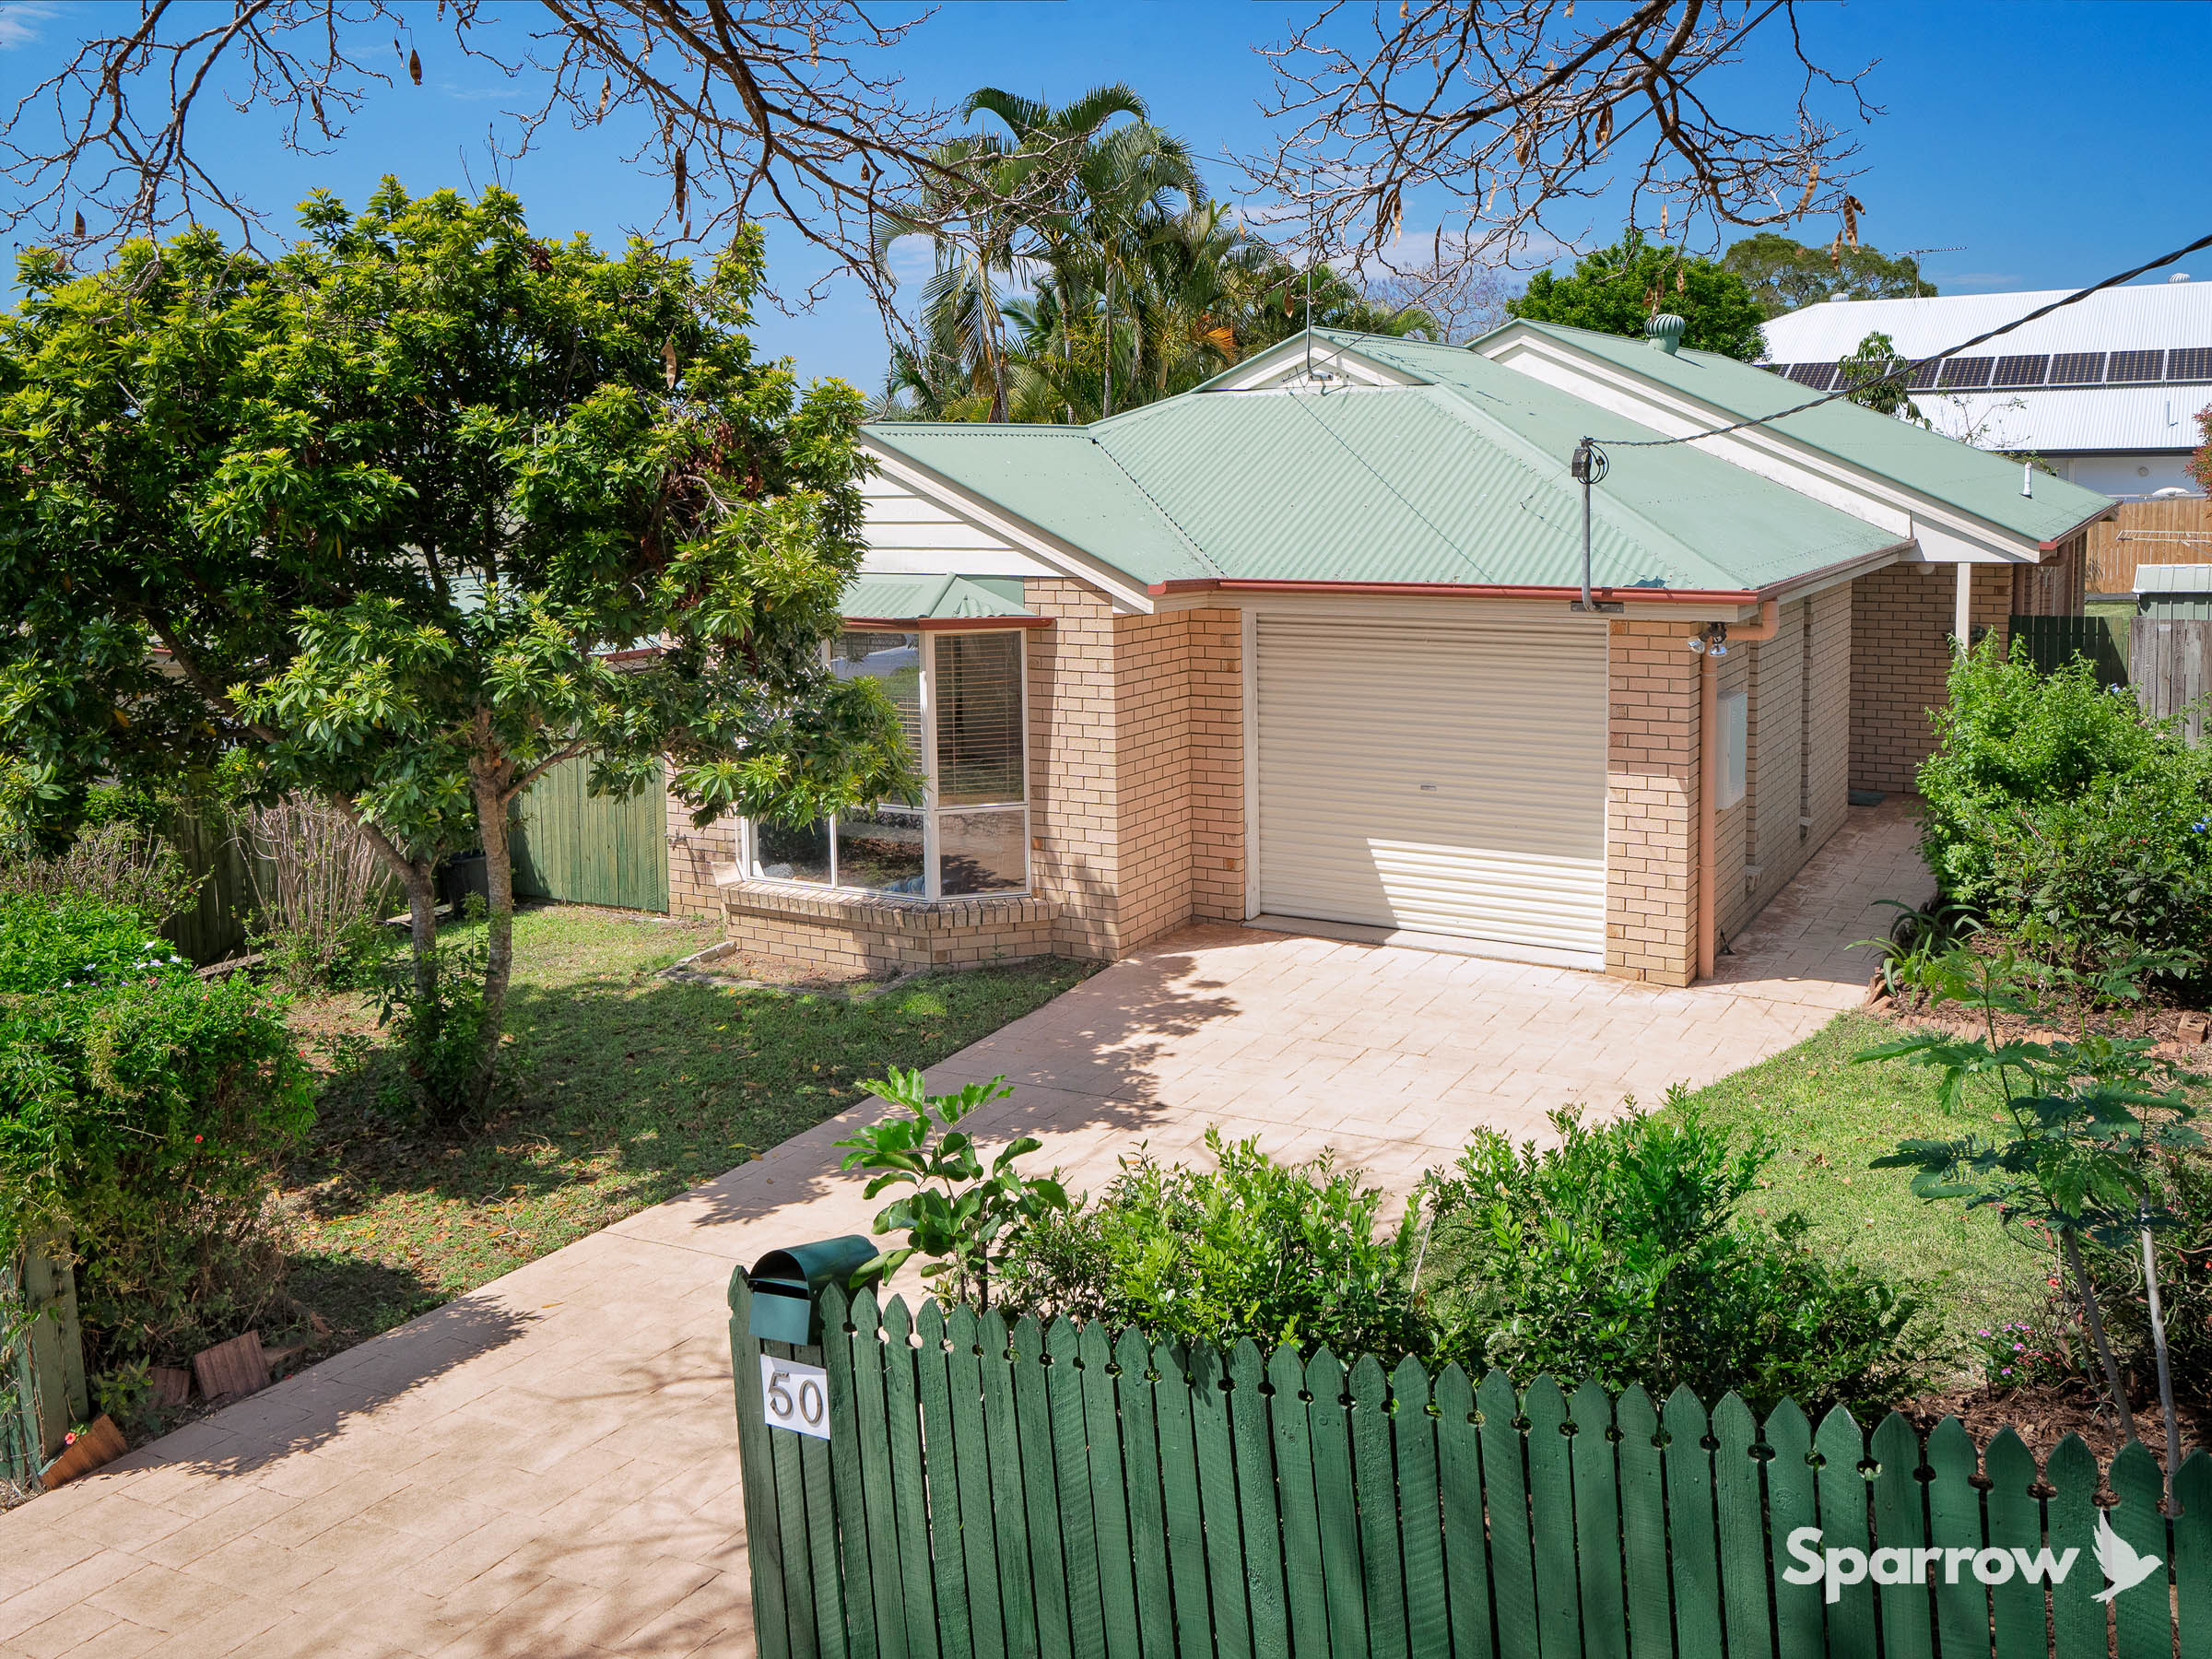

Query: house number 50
left=759, top=1355, right=831, bottom=1440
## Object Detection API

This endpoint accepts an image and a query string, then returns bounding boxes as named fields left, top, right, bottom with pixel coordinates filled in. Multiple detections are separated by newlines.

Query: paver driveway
left=0, top=801, right=1924, bottom=1657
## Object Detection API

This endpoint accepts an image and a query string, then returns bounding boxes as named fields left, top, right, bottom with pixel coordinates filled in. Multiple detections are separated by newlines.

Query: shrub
left=235, top=794, right=395, bottom=989
left=997, top=1130, right=1424, bottom=1359
left=2088, top=1145, right=2212, bottom=1398
left=1918, top=642, right=2212, bottom=969
left=0, top=892, right=190, bottom=994
left=0, top=822, right=204, bottom=938
left=1422, top=1100, right=1943, bottom=1413
left=0, top=971, right=313, bottom=1367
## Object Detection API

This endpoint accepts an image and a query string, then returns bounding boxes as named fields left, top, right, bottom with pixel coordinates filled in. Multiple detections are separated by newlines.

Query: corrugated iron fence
left=729, top=1277, right=2212, bottom=1659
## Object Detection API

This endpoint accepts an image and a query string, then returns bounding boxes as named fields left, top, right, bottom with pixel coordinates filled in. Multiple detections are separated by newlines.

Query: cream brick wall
left=1112, top=611, right=1195, bottom=951
left=720, top=885, right=1054, bottom=974
left=666, top=794, right=741, bottom=922
left=1025, top=579, right=1123, bottom=959
left=1187, top=609, right=1245, bottom=923
left=1606, top=618, right=1699, bottom=987
left=1850, top=563, right=2010, bottom=794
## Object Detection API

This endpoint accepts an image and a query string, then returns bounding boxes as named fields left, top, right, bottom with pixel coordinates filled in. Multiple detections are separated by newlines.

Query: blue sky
left=5, top=0, right=2208, bottom=391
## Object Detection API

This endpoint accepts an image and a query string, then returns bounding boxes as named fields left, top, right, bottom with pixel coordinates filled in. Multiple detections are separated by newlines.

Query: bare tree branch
left=1, top=0, right=983, bottom=315
left=1244, top=0, right=1878, bottom=298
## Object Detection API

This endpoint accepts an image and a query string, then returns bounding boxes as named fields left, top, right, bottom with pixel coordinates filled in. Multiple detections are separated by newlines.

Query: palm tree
left=872, top=84, right=1448, bottom=425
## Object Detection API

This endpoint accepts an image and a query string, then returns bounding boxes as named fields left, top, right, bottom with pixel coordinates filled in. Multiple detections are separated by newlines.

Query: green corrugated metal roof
left=841, top=571, right=1037, bottom=621
left=1418, top=322, right=2113, bottom=547
left=864, top=359, right=1900, bottom=593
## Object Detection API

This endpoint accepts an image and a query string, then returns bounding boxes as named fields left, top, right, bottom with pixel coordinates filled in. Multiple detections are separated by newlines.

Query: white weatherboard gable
left=1471, top=324, right=2065, bottom=565
left=1201, top=332, right=1422, bottom=393
left=858, top=441, right=1156, bottom=614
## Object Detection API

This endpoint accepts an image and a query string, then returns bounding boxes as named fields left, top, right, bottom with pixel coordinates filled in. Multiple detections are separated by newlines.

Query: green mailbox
left=746, top=1234, right=879, bottom=1346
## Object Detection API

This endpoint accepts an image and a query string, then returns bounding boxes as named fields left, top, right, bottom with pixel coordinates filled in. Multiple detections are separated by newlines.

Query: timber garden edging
left=728, top=1272, right=2210, bottom=1659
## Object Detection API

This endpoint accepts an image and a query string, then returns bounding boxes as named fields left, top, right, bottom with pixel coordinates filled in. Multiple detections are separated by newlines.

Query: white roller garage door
left=1254, top=613, right=1608, bottom=965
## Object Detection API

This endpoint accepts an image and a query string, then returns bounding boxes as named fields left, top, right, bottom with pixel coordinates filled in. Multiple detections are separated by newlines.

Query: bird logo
left=2091, top=1512, right=2161, bottom=1603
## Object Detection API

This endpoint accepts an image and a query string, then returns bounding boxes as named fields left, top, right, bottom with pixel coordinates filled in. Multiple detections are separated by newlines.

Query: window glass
left=833, top=631, right=923, bottom=763
left=935, top=631, right=1025, bottom=806
left=938, top=809, right=1025, bottom=895
left=755, top=818, right=830, bottom=884
left=835, top=808, right=927, bottom=896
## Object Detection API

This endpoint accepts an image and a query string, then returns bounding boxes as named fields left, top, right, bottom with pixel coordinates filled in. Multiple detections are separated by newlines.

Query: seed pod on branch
left=408, top=48, right=421, bottom=87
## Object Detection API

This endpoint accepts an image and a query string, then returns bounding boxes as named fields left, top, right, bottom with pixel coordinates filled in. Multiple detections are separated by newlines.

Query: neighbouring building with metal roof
left=1758, top=277, right=2212, bottom=500
left=665, top=318, right=2115, bottom=999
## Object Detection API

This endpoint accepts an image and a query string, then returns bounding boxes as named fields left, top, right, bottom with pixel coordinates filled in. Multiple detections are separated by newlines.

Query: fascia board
left=1481, top=326, right=2047, bottom=564
left=859, top=440, right=1155, bottom=614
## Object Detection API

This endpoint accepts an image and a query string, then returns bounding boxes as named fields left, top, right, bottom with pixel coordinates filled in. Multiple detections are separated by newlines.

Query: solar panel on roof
left=1993, top=355, right=2049, bottom=387
left=2168, top=347, right=2212, bottom=382
left=2049, top=351, right=2105, bottom=384
left=1937, top=357, right=1994, bottom=389
left=1785, top=362, right=1838, bottom=390
left=1905, top=359, right=1940, bottom=390
left=2108, top=349, right=2165, bottom=383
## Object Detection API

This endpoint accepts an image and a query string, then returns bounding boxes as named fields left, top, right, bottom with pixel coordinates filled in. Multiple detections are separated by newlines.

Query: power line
left=1585, top=227, right=2212, bottom=451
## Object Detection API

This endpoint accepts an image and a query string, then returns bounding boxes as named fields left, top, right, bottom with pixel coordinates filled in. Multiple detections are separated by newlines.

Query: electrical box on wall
left=1718, top=688, right=1748, bottom=809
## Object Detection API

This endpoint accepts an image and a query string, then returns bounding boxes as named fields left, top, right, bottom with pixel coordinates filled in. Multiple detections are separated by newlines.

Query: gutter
left=1698, top=599, right=1781, bottom=982
left=1147, top=578, right=1765, bottom=604
left=840, top=615, right=1052, bottom=632
left=2037, top=503, right=2117, bottom=553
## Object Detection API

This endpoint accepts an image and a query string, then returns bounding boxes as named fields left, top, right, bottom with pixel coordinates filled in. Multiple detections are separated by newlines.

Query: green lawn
left=1662, top=1011, right=2049, bottom=1349
left=280, top=905, right=1090, bottom=1346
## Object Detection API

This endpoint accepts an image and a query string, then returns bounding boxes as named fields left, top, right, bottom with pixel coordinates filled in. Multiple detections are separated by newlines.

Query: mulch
left=1901, top=1378, right=2208, bottom=1478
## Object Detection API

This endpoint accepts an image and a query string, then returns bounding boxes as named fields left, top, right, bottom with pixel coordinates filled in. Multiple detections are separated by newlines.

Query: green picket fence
left=730, top=1275, right=2212, bottom=1659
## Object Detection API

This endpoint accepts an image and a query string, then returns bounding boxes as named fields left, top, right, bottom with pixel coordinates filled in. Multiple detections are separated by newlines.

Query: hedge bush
left=997, top=1131, right=1425, bottom=1359
left=1421, top=1100, right=1943, bottom=1413
left=0, top=892, right=188, bottom=994
left=991, top=1108, right=1936, bottom=1411
left=1919, top=643, right=2212, bottom=969
left=0, top=896, right=311, bottom=1370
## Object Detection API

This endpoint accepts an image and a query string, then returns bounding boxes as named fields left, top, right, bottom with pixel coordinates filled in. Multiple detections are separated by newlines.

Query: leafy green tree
left=1836, top=330, right=1923, bottom=421
left=1722, top=230, right=1936, bottom=320
left=1506, top=229, right=1767, bottom=360
left=0, top=183, right=914, bottom=1118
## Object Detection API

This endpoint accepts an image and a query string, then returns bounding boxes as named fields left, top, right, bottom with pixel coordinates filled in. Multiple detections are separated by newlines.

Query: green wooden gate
left=510, top=759, right=669, bottom=912
left=730, top=1274, right=2212, bottom=1659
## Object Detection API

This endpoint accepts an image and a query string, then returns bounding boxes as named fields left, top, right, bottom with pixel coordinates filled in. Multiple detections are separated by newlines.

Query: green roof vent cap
left=1645, top=313, right=1687, bottom=355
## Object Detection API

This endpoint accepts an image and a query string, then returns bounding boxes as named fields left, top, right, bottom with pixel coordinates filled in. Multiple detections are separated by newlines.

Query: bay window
left=746, top=628, right=1029, bottom=897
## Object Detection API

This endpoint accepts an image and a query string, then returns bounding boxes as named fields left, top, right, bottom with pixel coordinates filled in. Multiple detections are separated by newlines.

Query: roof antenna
left=1304, top=177, right=1315, bottom=383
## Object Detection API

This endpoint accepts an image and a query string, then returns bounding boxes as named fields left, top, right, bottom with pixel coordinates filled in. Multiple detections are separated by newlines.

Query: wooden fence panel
left=731, top=1288, right=2212, bottom=1659
left=509, top=758, right=669, bottom=912
left=2131, top=616, right=2212, bottom=744
left=2088, top=496, right=2212, bottom=594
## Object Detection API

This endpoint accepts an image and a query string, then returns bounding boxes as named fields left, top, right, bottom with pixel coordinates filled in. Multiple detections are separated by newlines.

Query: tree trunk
left=467, top=768, right=518, bottom=1112
left=2140, top=1216, right=2182, bottom=1506
left=2064, top=1226, right=2140, bottom=1444
left=400, top=861, right=440, bottom=1006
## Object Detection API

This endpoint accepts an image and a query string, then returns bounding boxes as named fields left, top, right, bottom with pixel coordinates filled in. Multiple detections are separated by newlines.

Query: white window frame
left=743, top=627, right=1030, bottom=899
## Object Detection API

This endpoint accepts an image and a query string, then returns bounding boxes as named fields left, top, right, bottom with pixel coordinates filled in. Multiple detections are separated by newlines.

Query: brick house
left=669, top=321, right=2111, bottom=989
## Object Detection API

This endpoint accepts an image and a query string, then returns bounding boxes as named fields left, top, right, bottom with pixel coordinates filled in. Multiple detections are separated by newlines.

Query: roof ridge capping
left=1481, top=318, right=2116, bottom=549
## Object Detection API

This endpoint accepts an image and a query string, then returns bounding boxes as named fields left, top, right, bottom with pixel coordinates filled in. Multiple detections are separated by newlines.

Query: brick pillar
left=1606, top=618, right=1698, bottom=987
